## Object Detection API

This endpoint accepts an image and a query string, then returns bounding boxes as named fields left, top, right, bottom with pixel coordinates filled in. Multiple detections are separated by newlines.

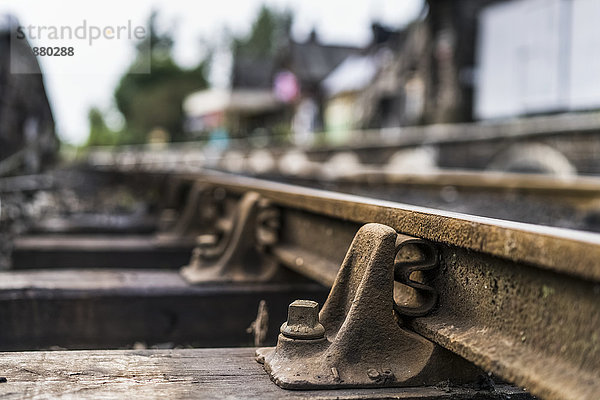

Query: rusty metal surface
left=75, top=168, right=600, bottom=399
left=258, top=224, right=480, bottom=389
left=195, top=171, right=600, bottom=282
left=163, top=181, right=210, bottom=237
left=157, top=171, right=599, bottom=400
left=410, top=245, right=600, bottom=400
left=180, top=191, right=283, bottom=283
left=290, top=171, right=600, bottom=233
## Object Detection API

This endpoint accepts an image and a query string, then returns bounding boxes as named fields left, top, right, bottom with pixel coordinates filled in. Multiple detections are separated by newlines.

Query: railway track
left=86, top=111, right=600, bottom=175
left=1, top=164, right=598, bottom=400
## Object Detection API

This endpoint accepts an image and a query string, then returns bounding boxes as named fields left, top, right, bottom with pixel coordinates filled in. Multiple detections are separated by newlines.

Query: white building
left=475, top=0, right=600, bottom=119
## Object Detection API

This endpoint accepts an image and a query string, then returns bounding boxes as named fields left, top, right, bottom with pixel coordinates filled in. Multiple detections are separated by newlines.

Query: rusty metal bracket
left=393, top=234, right=439, bottom=317
left=256, top=223, right=480, bottom=389
left=166, top=182, right=210, bottom=237
left=158, top=181, right=221, bottom=240
left=180, top=191, right=281, bottom=283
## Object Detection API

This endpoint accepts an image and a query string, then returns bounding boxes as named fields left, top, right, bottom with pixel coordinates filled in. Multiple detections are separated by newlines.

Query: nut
left=280, top=299, right=325, bottom=340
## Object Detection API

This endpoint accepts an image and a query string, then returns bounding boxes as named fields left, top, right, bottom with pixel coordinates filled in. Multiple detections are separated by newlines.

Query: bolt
left=280, top=299, right=325, bottom=340
left=367, top=368, right=394, bottom=383
left=367, top=369, right=380, bottom=380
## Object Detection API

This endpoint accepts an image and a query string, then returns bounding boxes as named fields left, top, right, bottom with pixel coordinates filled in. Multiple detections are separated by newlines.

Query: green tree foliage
left=87, top=7, right=292, bottom=146
left=91, top=11, right=208, bottom=145
left=115, top=58, right=207, bottom=144
left=86, top=107, right=118, bottom=146
left=233, top=5, right=292, bottom=59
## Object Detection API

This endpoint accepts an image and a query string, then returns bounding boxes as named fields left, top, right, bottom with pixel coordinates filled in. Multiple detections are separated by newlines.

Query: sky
left=0, top=0, right=423, bottom=145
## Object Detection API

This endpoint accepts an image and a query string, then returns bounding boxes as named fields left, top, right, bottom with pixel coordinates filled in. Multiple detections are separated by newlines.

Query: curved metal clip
left=393, top=234, right=439, bottom=317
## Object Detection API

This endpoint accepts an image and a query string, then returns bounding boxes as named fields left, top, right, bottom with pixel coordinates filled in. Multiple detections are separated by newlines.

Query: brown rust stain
left=198, top=172, right=600, bottom=282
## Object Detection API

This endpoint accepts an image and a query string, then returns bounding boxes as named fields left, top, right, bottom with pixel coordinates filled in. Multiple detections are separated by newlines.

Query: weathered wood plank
left=29, top=214, right=157, bottom=235
left=11, top=235, right=195, bottom=269
left=0, top=348, right=532, bottom=399
left=0, top=269, right=328, bottom=351
left=0, top=269, right=193, bottom=291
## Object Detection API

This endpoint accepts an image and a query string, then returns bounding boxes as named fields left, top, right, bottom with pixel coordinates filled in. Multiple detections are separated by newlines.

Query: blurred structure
left=282, top=31, right=361, bottom=141
left=345, top=0, right=600, bottom=127
left=185, top=30, right=360, bottom=144
left=0, top=14, right=57, bottom=175
left=184, top=6, right=360, bottom=145
left=184, top=89, right=284, bottom=140
left=179, top=0, right=600, bottom=178
left=183, top=0, right=507, bottom=145
left=322, top=24, right=402, bottom=140
left=476, top=0, right=600, bottom=119
left=322, top=0, right=503, bottom=135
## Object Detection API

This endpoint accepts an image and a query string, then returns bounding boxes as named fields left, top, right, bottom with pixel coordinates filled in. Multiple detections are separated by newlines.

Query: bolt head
left=280, top=299, right=325, bottom=339
left=367, top=368, right=380, bottom=379
left=287, top=300, right=319, bottom=326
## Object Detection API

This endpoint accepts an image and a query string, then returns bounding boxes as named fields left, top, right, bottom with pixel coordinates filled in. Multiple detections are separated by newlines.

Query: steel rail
left=312, top=169, right=600, bottom=195
left=87, top=152, right=600, bottom=214
left=93, top=165, right=599, bottom=400
left=161, top=170, right=599, bottom=400
left=191, top=170, right=600, bottom=281
left=271, top=169, right=600, bottom=232
left=84, top=111, right=600, bottom=154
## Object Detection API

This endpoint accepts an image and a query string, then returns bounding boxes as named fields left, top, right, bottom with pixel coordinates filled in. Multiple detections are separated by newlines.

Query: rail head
left=189, top=170, right=600, bottom=283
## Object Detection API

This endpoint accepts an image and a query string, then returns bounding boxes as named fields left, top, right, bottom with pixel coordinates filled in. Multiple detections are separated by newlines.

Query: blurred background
left=1, top=0, right=599, bottom=176
left=1, top=0, right=423, bottom=150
